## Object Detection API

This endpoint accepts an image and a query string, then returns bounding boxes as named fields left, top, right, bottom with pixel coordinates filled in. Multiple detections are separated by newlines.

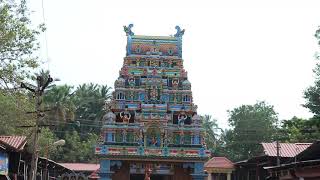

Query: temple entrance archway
left=130, top=174, right=144, bottom=180
left=130, top=174, right=172, bottom=180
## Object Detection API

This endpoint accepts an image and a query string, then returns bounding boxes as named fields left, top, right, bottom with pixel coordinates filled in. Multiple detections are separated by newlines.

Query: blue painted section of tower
left=99, top=159, right=113, bottom=180
left=126, top=35, right=132, bottom=56
left=191, top=162, right=207, bottom=180
left=194, top=162, right=204, bottom=174
left=194, top=135, right=200, bottom=144
left=177, top=37, right=182, bottom=58
left=107, top=133, right=113, bottom=142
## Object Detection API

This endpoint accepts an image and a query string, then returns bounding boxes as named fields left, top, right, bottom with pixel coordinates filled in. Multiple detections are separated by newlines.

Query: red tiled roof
left=205, top=157, right=234, bottom=169
left=0, top=136, right=27, bottom=151
left=261, top=143, right=312, bottom=158
left=58, top=163, right=99, bottom=172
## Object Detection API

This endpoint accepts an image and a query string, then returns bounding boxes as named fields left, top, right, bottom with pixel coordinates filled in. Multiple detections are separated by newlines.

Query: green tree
left=219, top=129, right=239, bottom=160
left=73, top=83, right=112, bottom=135
left=201, top=115, right=223, bottom=154
left=281, top=116, right=320, bottom=142
left=37, top=128, right=60, bottom=159
left=0, top=91, right=34, bottom=135
left=304, top=27, right=320, bottom=117
left=299, top=26, right=320, bottom=142
left=54, top=130, right=98, bottom=162
left=41, top=83, right=111, bottom=162
left=43, top=85, right=75, bottom=125
left=281, top=117, right=307, bottom=142
left=226, top=101, right=278, bottom=161
left=0, top=0, right=43, bottom=89
left=303, top=81, right=320, bottom=116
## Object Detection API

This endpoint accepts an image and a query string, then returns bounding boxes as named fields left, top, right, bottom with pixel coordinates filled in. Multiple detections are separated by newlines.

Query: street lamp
left=44, top=139, right=65, bottom=180
left=52, top=139, right=65, bottom=146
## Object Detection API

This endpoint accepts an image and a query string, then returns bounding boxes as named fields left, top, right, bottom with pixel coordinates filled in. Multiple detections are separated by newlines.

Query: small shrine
left=95, top=24, right=210, bottom=180
left=205, top=157, right=234, bottom=180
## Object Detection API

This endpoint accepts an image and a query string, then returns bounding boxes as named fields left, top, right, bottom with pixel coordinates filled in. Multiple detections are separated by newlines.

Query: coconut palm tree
left=201, top=115, right=222, bottom=152
left=43, top=85, right=75, bottom=127
left=73, top=83, right=112, bottom=136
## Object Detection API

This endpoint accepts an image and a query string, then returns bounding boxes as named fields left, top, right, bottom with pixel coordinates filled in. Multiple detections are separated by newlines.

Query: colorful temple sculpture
left=95, top=24, right=210, bottom=180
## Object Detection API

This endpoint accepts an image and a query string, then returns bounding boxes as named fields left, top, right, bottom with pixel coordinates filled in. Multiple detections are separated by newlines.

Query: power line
left=41, top=0, right=50, bottom=70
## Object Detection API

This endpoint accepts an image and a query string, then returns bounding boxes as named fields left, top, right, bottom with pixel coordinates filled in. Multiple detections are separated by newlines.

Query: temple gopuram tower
left=96, top=24, right=210, bottom=180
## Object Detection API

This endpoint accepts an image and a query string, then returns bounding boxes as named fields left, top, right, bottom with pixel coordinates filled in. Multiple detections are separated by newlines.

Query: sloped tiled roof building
left=234, top=142, right=311, bottom=180
left=205, top=157, right=234, bottom=180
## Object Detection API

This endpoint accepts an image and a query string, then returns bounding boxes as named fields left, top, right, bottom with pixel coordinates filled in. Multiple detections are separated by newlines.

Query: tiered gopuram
left=96, top=24, right=210, bottom=180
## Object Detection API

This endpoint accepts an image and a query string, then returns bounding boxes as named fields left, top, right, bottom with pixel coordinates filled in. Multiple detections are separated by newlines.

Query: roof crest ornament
left=174, top=25, right=185, bottom=37
left=124, top=24, right=134, bottom=36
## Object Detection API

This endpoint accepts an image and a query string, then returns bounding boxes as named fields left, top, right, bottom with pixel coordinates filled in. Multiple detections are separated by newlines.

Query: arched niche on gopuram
left=144, top=122, right=163, bottom=148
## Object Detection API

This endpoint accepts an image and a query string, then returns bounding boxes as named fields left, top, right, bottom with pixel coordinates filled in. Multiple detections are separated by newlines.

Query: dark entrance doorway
left=130, top=174, right=171, bottom=180
left=130, top=174, right=144, bottom=180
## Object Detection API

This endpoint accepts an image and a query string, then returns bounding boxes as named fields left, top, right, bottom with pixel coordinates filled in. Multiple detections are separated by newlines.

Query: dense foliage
left=0, top=0, right=43, bottom=89
left=0, top=91, right=34, bottom=135
left=281, top=116, right=320, bottom=143
left=38, top=83, right=111, bottom=162
left=0, top=3, right=111, bottom=161
left=227, top=101, right=278, bottom=160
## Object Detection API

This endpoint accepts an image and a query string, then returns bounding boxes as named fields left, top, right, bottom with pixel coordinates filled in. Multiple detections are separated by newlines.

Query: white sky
left=29, top=0, right=320, bottom=129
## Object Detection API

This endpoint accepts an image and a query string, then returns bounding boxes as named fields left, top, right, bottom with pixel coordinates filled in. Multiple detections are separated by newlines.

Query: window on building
left=116, top=92, right=125, bottom=100
left=127, top=132, right=134, bottom=142
left=173, top=114, right=179, bottom=124
left=184, top=116, right=192, bottom=125
left=184, top=134, right=191, bottom=144
left=173, top=134, right=180, bottom=144
left=115, top=131, right=123, bottom=142
left=183, top=95, right=190, bottom=102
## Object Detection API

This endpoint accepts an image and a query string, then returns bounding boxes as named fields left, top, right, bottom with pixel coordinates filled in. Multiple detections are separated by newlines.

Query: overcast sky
left=29, top=0, right=320, bottom=129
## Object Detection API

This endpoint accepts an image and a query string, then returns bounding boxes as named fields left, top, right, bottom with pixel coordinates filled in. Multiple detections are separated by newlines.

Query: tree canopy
left=0, top=0, right=43, bottom=89
left=39, top=83, right=112, bottom=162
left=201, top=115, right=223, bottom=155
left=225, top=101, right=278, bottom=161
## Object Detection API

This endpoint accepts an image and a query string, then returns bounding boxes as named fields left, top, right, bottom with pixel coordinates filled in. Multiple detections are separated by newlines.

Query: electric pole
left=21, top=75, right=53, bottom=180
left=276, top=140, right=280, bottom=166
left=275, top=119, right=281, bottom=167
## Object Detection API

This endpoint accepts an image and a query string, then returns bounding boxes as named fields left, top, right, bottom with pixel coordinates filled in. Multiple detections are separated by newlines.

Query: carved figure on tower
left=178, top=112, right=187, bottom=126
left=102, top=102, right=116, bottom=124
left=144, top=164, right=152, bottom=180
left=123, top=24, right=134, bottom=36
left=148, top=86, right=159, bottom=103
left=138, top=128, right=144, bottom=146
left=128, top=76, right=135, bottom=87
left=120, top=111, right=131, bottom=124
left=174, top=25, right=185, bottom=37
left=172, top=78, right=179, bottom=89
left=151, top=136, right=158, bottom=146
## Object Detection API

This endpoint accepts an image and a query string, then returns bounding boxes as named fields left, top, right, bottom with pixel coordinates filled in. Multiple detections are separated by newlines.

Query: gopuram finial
left=124, top=24, right=134, bottom=36
left=174, top=25, right=185, bottom=37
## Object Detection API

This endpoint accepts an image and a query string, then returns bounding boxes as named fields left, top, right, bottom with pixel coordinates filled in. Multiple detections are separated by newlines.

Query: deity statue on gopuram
left=96, top=24, right=210, bottom=180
